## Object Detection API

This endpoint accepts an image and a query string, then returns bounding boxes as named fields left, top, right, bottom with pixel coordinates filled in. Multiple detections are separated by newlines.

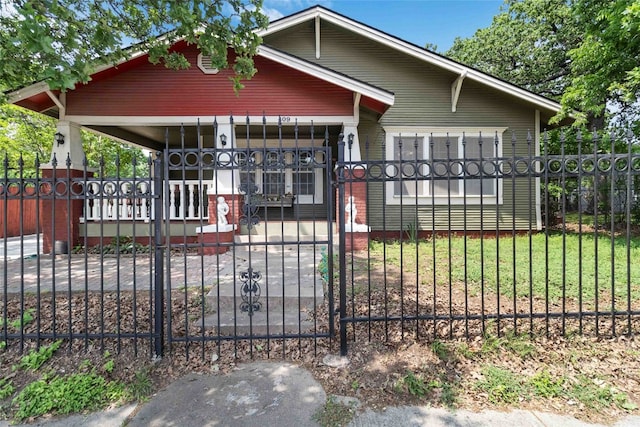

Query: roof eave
left=260, top=6, right=564, bottom=116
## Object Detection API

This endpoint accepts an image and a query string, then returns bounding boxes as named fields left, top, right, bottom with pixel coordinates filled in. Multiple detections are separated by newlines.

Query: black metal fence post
left=337, top=134, right=348, bottom=356
left=153, top=152, right=165, bottom=357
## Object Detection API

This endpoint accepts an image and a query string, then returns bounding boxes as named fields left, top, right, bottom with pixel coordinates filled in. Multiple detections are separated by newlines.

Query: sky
left=261, top=0, right=506, bottom=52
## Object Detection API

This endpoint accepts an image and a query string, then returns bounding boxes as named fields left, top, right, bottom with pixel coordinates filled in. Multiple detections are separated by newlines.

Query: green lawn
left=364, top=232, right=640, bottom=304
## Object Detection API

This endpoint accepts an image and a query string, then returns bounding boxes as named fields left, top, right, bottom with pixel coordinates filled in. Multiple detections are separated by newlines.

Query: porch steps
left=201, top=244, right=326, bottom=335
left=239, top=220, right=333, bottom=241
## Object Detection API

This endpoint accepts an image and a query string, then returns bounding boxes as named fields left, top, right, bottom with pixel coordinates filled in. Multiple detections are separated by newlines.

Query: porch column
left=337, top=128, right=370, bottom=251
left=199, top=121, right=240, bottom=253
left=40, top=121, right=87, bottom=254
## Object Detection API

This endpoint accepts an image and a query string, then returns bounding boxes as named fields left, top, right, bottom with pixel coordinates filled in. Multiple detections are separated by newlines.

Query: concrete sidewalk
left=3, top=361, right=639, bottom=427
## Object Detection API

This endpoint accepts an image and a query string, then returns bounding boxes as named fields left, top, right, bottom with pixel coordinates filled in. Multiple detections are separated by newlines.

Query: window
left=238, top=149, right=324, bottom=204
left=385, top=128, right=505, bottom=205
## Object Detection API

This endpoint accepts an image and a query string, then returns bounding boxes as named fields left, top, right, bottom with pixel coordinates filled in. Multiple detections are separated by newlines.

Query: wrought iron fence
left=335, top=130, right=640, bottom=355
left=1, top=123, right=639, bottom=360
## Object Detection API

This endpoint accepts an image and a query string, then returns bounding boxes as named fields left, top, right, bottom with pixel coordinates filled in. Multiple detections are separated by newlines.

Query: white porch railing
left=81, top=180, right=210, bottom=222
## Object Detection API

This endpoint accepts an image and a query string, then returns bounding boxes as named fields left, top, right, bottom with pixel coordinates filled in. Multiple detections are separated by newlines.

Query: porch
left=78, top=178, right=333, bottom=247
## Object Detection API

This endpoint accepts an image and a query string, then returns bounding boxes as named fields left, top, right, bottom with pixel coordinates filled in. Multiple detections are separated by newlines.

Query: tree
left=446, top=0, right=581, bottom=100
left=0, top=0, right=269, bottom=97
left=559, top=0, right=640, bottom=131
left=0, top=104, right=54, bottom=177
left=446, top=0, right=640, bottom=132
left=0, top=104, right=149, bottom=178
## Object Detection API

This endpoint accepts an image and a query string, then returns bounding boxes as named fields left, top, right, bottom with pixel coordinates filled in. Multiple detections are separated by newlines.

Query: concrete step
left=240, top=221, right=333, bottom=238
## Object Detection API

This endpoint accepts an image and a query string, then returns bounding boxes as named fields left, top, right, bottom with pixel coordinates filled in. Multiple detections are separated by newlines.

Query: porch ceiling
left=88, top=124, right=344, bottom=150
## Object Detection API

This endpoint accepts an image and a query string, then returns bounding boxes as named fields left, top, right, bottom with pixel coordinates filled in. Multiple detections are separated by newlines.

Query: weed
left=1, top=309, right=35, bottom=330
left=0, top=378, right=15, bottom=400
left=568, top=375, right=638, bottom=411
left=455, top=342, right=476, bottom=359
left=351, top=379, right=360, bottom=392
left=396, top=371, right=435, bottom=398
left=126, top=368, right=153, bottom=402
left=480, top=334, right=501, bottom=356
left=405, top=221, right=418, bottom=243
left=430, top=340, right=450, bottom=361
left=503, top=332, right=536, bottom=359
left=103, top=359, right=115, bottom=374
left=17, top=340, right=62, bottom=371
left=440, top=380, right=458, bottom=408
left=530, top=370, right=564, bottom=398
left=312, top=395, right=356, bottom=427
left=11, top=371, right=125, bottom=422
left=318, top=248, right=331, bottom=284
left=476, top=366, right=526, bottom=405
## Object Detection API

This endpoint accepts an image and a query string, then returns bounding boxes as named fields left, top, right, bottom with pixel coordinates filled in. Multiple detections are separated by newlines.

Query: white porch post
left=49, top=121, right=86, bottom=168
left=210, top=121, right=240, bottom=194
left=342, top=123, right=362, bottom=163
left=199, top=120, right=239, bottom=251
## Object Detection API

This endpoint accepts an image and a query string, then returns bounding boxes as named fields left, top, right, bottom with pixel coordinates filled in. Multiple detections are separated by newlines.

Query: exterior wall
left=65, top=43, right=354, bottom=117
left=266, top=22, right=538, bottom=231
left=0, top=186, right=38, bottom=237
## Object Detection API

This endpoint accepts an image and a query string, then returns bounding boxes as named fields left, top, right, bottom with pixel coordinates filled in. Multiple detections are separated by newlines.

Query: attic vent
left=197, top=53, right=219, bottom=74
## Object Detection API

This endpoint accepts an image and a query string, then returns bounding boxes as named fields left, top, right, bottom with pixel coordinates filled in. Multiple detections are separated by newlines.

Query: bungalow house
left=7, top=5, right=564, bottom=252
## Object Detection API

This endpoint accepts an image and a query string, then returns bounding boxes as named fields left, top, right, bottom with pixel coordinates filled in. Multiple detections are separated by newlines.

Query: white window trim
left=383, top=127, right=506, bottom=205
left=240, top=151, right=324, bottom=205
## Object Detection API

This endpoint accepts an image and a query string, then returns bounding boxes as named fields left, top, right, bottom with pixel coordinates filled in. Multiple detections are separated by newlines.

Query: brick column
left=336, top=167, right=370, bottom=251
left=40, top=168, right=86, bottom=254
left=208, top=193, right=243, bottom=232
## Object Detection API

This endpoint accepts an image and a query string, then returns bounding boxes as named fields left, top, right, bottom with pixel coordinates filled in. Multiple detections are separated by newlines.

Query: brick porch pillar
left=337, top=167, right=370, bottom=251
left=40, top=168, right=86, bottom=254
left=40, top=121, right=88, bottom=254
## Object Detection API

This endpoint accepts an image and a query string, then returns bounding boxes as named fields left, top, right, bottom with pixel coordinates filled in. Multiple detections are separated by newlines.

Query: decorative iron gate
left=162, top=120, right=336, bottom=358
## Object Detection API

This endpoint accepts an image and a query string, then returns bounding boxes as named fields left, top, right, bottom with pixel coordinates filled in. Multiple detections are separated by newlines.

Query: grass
left=366, top=231, right=640, bottom=303
left=475, top=366, right=526, bottom=405
left=473, top=365, right=638, bottom=412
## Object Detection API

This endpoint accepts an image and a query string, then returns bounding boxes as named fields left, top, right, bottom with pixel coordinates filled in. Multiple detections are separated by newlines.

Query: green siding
left=264, top=21, right=540, bottom=231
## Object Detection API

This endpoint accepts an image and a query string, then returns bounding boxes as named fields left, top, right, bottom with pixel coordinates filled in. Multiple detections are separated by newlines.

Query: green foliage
left=17, top=340, right=62, bottom=372
left=447, top=0, right=640, bottom=131
left=560, top=0, right=640, bottom=128
left=318, top=248, right=332, bottom=284
left=0, top=378, right=15, bottom=400
left=11, top=371, right=126, bottom=422
left=440, top=381, right=458, bottom=408
left=430, top=340, right=450, bottom=361
left=447, top=0, right=580, bottom=101
left=0, top=105, right=150, bottom=178
left=475, top=366, right=526, bottom=405
left=1, top=308, right=35, bottom=330
left=0, top=105, right=54, bottom=177
left=0, top=1, right=269, bottom=97
left=395, top=371, right=438, bottom=398
left=405, top=221, right=418, bottom=243
left=569, top=375, right=638, bottom=411
left=125, top=368, right=153, bottom=402
left=530, top=370, right=564, bottom=398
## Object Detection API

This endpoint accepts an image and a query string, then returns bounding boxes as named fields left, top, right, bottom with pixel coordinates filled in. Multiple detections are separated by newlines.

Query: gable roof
left=259, top=5, right=564, bottom=115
